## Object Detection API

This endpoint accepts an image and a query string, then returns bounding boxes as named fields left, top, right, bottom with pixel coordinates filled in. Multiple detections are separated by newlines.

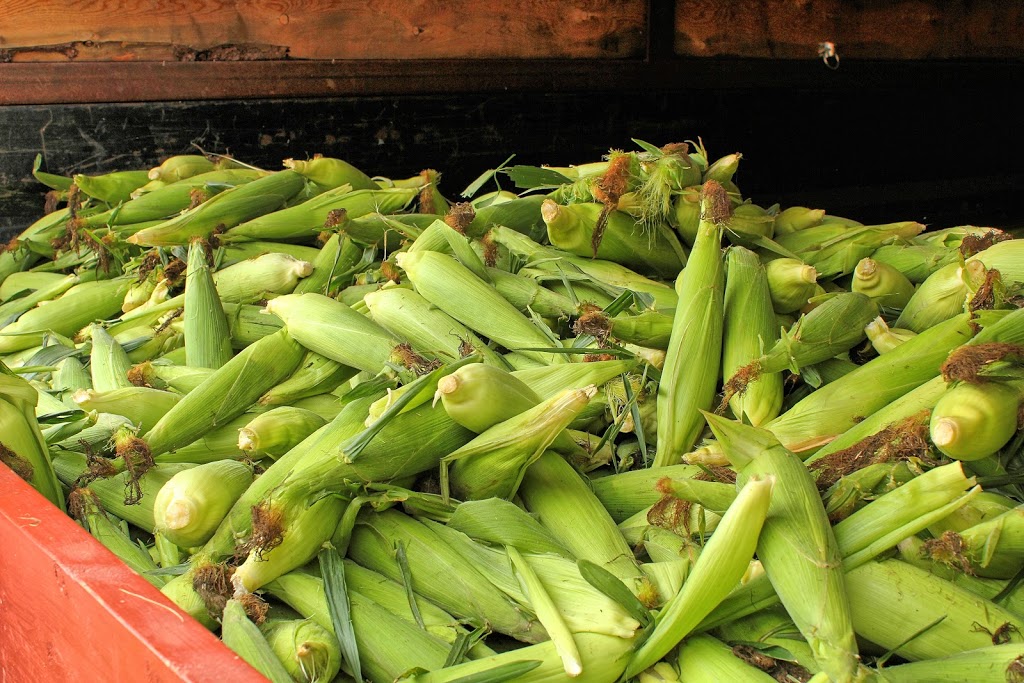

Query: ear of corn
left=864, top=316, right=917, bottom=354
left=0, top=273, right=78, bottom=328
left=291, top=232, right=363, bottom=296
left=68, top=489, right=165, bottom=588
left=395, top=250, right=564, bottom=365
left=127, top=170, right=307, bottom=246
left=764, top=258, right=819, bottom=314
left=589, top=464, right=702, bottom=522
left=142, top=328, right=305, bottom=456
left=674, top=633, right=780, bottom=683
left=347, top=508, right=546, bottom=643
left=258, top=616, right=342, bottom=683
left=73, top=386, right=182, bottom=433
left=263, top=293, right=400, bottom=374
left=237, top=406, right=327, bottom=458
left=851, top=257, right=917, bottom=309
left=846, top=559, right=1024, bottom=661
left=183, top=239, right=233, bottom=369
left=622, top=476, right=774, bottom=679
left=930, top=381, right=1022, bottom=462
left=222, top=186, right=418, bottom=243
left=443, top=387, right=595, bottom=502
left=0, top=370, right=64, bottom=507
left=953, top=505, right=1024, bottom=579
left=148, top=154, right=217, bottom=183
left=773, top=221, right=925, bottom=280
left=284, top=155, right=378, bottom=191
left=88, top=324, right=134, bottom=392
left=874, top=643, right=1024, bottom=683
left=152, top=460, right=254, bottom=548
left=519, top=450, right=645, bottom=589
left=705, top=414, right=860, bottom=683
left=895, top=260, right=987, bottom=332
left=486, top=267, right=580, bottom=318
left=364, top=287, right=505, bottom=367
left=219, top=599, right=295, bottom=683
left=774, top=206, right=826, bottom=235
left=447, top=498, right=572, bottom=557
left=211, top=252, right=314, bottom=304
left=0, top=278, right=131, bottom=354
left=258, top=350, right=359, bottom=406
left=654, top=180, right=728, bottom=466
left=73, top=170, right=151, bottom=204
left=722, top=246, right=784, bottom=426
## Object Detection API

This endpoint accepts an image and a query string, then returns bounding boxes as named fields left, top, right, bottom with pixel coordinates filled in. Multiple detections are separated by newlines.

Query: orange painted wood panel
left=0, top=0, right=647, bottom=61
left=0, top=462, right=266, bottom=682
left=674, top=0, right=1024, bottom=59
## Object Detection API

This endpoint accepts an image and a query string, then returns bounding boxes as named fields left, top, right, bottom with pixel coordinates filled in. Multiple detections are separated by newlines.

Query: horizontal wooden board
left=674, top=0, right=1024, bottom=59
left=0, top=0, right=646, bottom=60
left=0, top=462, right=265, bottom=682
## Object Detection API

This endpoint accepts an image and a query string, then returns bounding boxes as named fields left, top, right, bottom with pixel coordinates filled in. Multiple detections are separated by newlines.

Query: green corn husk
left=764, top=258, right=819, bottom=314
left=0, top=278, right=131, bottom=354
left=486, top=268, right=580, bottom=319
left=875, top=643, right=1024, bottom=683
left=67, top=489, right=165, bottom=588
left=267, top=571, right=452, bottom=683
left=339, top=561, right=496, bottom=656
left=969, top=238, right=1024, bottom=283
left=347, top=508, right=546, bottom=643
left=129, top=361, right=214, bottom=394
left=670, top=186, right=702, bottom=246
left=467, top=194, right=548, bottom=241
left=0, top=273, right=78, bottom=328
left=446, top=498, right=571, bottom=557
left=723, top=246, right=784, bottom=426
left=211, top=252, right=314, bottom=304
left=846, top=559, right=1024, bottom=661
left=952, top=505, right=1024, bottom=579
left=51, top=450, right=194, bottom=531
left=53, top=355, right=92, bottom=402
left=53, top=412, right=131, bottom=453
left=733, top=292, right=878, bottom=385
left=73, top=169, right=151, bottom=204
left=223, top=186, right=418, bottom=243
left=542, top=200, right=686, bottom=278
left=774, top=206, right=826, bottom=235
left=258, top=615, right=342, bottom=683
left=238, top=406, right=327, bottom=459
left=344, top=212, right=436, bottom=248
left=764, top=312, right=976, bottom=454
left=724, top=201, right=776, bottom=247
left=703, top=152, right=741, bottom=184
left=654, top=180, right=728, bottom=466
left=704, top=415, right=860, bottom=683
left=895, top=259, right=987, bottom=333
left=519, top=450, right=645, bottom=588
left=869, top=240, right=961, bottom=284
left=864, top=316, right=917, bottom=354
left=82, top=169, right=265, bottom=227
left=88, top=324, right=134, bottom=392
left=436, top=363, right=544, bottom=432
left=142, top=328, right=304, bottom=456
left=232, top=492, right=348, bottom=595
left=395, top=250, right=562, bottom=365
left=152, top=460, right=254, bottom=548
left=712, top=605, right=821, bottom=676
left=147, top=154, right=216, bottom=183
left=851, top=257, right=916, bottom=309
left=219, top=242, right=323, bottom=268
left=488, top=226, right=678, bottom=311
left=930, top=381, right=1022, bottom=462
left=259, top=351, right=359, bottom=406
left=675, top=633, right=779, bottom=682
left=588, top=464, right=702, bottom=522
left=284, top=155, right=378, bottom=191
left=364, top=287, right=504, bottom=367
left=773, top=221, right=926, bottom=280
left=183, top=239, right=233, bottom=369
left=220, top=302, right=283, bottom=349
left=0, top=371, right=64, bottom=507
left=511, top=358, right=638, bottom=399
left=127, top=170, right=307, bottom=246
left=73, top=386, right=182, bottom=433
left=291, top=233, right=363, bottom=297
left=443, top=387, right=596, bottom=502
left=263, top=293, right=399, bottom=374
left=220, top=599, right=294, bottom=683
left=622, top=476, right=774, bottom=679
left=587, top=309, right=673, bottom=350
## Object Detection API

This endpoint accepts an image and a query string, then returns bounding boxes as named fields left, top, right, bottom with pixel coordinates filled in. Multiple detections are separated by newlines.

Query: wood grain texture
left=0, top=0, right=646, bottom=60
left=0, top=463, right=265, bottom=682
left=674, top=0, right=1024, bottom=59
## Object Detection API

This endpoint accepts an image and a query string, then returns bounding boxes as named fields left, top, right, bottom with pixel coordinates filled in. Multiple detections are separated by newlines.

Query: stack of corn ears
left=3, top=141, right=1024, bottom=682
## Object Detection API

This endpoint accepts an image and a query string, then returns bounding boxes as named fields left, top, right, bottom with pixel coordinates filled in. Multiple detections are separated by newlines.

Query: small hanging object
left=818, top=41, right=840, bottom=70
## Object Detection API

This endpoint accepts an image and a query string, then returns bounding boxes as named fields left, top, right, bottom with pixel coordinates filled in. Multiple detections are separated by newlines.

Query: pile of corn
left=2, top=141, right=1023, bottom=683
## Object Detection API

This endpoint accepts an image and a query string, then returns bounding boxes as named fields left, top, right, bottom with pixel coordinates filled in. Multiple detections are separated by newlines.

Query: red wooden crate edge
left=0, top=461, right=266, bottom=682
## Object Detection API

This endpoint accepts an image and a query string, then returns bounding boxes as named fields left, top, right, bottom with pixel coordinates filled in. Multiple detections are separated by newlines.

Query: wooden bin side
left=0, top=462, right=265, bottom=683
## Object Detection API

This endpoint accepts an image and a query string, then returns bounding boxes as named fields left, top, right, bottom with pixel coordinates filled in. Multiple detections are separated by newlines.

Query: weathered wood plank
left=0, top=0, right=646, bottom=60
left=674, top=0, right=1024, bottom=59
